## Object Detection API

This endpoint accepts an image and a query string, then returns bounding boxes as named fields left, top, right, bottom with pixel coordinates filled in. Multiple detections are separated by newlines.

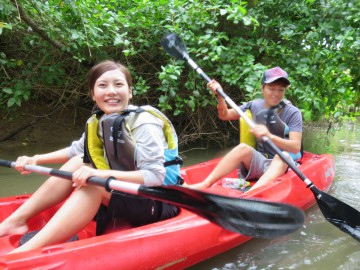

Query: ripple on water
left=332, top=153, right=360, bottom=209
left=340, top=250, right=360, bottom=270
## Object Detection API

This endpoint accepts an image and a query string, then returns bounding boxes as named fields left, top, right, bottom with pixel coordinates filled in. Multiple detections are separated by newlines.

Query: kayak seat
left=18, top=230, right=78, bottom=247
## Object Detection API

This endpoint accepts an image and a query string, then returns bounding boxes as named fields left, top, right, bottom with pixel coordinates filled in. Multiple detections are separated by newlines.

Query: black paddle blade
left=139, top=185, right=305, bottom=238
left=310, top=186, right=360, bottom=241
left=160, top=33, right=189, bottom=61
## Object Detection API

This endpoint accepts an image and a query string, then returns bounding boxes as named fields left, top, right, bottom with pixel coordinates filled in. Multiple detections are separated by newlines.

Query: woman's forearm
left=32, top=148, right=71, bottom=164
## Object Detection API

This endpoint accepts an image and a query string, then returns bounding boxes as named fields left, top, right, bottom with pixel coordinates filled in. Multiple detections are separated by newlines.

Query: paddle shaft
left=0, top=160, right=140, bottom=194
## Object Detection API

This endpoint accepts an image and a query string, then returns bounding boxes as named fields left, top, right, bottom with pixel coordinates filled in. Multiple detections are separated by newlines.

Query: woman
left=0, top=60, right=179, bottom=253
left=185, top=67, right=303, bottom=191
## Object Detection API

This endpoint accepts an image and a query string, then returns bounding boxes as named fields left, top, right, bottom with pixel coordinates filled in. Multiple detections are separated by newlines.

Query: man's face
left=261, top=82, right=287, bottom=108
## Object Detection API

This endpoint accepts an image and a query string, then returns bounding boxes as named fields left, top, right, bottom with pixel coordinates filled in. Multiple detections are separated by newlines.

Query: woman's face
left=261, top=82, right=287, bottom=108
left=92, top=69, right=132, bottom=115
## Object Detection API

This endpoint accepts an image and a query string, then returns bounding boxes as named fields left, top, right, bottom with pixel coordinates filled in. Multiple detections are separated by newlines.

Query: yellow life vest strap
left=86, top=115, right=110, bottom=170
left=239, top=103, right=256, bottom=148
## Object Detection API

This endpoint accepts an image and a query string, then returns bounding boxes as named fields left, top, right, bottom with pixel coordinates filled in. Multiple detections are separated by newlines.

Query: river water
left=0, top=120, right=360, bottom=269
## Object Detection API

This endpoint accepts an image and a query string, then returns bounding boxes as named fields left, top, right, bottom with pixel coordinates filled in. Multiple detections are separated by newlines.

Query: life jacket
left=240, top=100, right=302, bottom=160
left=83, top=106, right=183, bottom=185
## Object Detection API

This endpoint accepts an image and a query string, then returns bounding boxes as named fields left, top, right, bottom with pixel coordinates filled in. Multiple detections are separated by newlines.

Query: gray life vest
left=255, top=100, right=302, bottom=160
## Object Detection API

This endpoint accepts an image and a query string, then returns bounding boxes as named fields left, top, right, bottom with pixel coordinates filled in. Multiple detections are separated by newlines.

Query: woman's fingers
left=72, top=166, right=93, bottom=187
left=15, top=156, right=33, bottom=173
left=72, top=166, right=101, bottom=187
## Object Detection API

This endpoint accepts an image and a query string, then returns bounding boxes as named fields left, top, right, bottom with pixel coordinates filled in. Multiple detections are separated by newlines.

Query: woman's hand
left=72, top=166, right=103, bottom=188
left=15, top=156, right=37, bottom=175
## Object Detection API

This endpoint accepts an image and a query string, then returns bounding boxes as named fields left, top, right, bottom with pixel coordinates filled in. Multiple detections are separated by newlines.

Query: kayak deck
left=0, top=152, right=335, bottom=269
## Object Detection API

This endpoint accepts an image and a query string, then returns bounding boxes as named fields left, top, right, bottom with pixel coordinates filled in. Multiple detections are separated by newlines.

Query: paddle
left=160, top=32, right=360, bottom=242
left=0, top=159, right=304, bottom=239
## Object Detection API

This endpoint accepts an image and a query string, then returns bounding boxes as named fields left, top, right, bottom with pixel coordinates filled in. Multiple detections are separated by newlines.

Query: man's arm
left=216, top=96, right=241, bottom=120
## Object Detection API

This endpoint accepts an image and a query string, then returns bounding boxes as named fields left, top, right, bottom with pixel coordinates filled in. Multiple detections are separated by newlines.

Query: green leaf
left=7, top=97, right=15, bottom=107
left=220, top=9, right=227, bottom=15
left=303, top=111, right=312, bottom=122
left=2, top=88, right=13, bottom=94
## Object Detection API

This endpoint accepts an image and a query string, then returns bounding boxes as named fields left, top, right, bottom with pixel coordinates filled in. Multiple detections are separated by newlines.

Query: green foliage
left=245, top=0, right=359, bottom=121
left=0, top=0, right=358, bottom=136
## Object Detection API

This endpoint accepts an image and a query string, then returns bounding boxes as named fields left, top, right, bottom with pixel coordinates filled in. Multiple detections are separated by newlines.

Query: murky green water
left=0, top=120, right=360, bottom=269
left=0, top=141, right=71, bottom=197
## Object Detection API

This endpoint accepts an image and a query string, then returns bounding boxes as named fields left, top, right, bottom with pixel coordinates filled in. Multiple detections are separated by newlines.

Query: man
left=185, top=67, right=302, bottom=191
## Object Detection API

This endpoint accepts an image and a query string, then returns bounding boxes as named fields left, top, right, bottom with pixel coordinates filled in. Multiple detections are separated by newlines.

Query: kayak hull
left=0, top=152, right=335, bottom=269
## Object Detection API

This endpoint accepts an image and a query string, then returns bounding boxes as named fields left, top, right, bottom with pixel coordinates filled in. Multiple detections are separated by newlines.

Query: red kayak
left=0, top=151, right=335, bottom=269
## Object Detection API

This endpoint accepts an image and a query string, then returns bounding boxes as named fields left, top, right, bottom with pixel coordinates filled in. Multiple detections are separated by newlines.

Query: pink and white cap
left=261, top=67, right=290, bottom=85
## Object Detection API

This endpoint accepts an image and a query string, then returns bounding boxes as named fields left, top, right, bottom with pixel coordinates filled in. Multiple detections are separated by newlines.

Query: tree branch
left=11, top=0, right=73, bottom=57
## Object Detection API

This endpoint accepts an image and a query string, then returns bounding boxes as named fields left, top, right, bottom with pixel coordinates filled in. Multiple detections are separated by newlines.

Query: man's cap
left=261, top=67, right=290, bottom=85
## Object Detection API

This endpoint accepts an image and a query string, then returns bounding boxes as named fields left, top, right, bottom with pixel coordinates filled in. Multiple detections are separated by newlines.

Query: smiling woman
left=89, top=61, right=133, bottom=115
left=0, top=60, right=181, bottom=253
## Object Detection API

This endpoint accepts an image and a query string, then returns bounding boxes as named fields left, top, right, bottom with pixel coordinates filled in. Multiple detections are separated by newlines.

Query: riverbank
left=0, top=104, right=90, bottom=150
left=1, top=102, right=355, bottom=152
